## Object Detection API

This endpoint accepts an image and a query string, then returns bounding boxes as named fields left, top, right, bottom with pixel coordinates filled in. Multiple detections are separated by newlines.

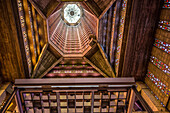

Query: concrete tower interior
left=0, top=0, right=170, bottom=112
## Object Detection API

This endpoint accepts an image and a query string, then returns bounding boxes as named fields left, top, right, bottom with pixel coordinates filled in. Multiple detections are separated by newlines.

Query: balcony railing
left=0, top=78, right=155, bottom=113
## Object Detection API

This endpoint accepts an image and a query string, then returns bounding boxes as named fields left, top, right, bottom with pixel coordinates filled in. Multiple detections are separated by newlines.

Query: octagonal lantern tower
left=47, top=3, right=98, bottom=57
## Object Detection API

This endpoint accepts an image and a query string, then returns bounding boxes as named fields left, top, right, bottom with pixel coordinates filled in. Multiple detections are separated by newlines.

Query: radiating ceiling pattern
left=27, top=1, right=116, bottom=78
left=48, top=7, right=97, bottom=56
left=1, top=0, right=117, bottom=79
left=0, top=0, right=164, bottom=86
left=27, top=0, right=116, bottom=78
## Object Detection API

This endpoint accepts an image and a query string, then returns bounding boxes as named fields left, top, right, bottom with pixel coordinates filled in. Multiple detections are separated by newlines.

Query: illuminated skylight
left=64, top=4, right=81, bottom=24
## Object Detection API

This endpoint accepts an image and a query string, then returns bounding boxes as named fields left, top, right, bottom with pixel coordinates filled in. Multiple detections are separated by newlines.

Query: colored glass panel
left=150, top=56, right=170, bottom=76
left=154, top=38, right=170, bottom=54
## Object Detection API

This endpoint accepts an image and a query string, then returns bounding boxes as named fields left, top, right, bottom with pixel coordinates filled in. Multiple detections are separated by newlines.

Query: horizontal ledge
left=15, top=84, right=134, bottom=89
left=15, top=77, right=135, bottom=86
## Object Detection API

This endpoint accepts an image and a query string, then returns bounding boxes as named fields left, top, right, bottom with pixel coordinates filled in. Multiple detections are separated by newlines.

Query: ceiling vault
left=0, top=0, right=161, bottom=81
left=15, top=0, right=117, bottom=78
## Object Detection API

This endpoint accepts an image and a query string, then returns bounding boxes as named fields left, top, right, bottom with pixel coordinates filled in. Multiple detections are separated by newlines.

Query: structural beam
left=83, top=57, right=108, bottom=77
left=32, top=44, right=48, bottom=78
left=99, top=0, right=116, bottom=19
left=28, top=0, right=46, bottom=19
left=84, top=0, right=102, bottom=17
left=38, top=57, right=63, bottom=78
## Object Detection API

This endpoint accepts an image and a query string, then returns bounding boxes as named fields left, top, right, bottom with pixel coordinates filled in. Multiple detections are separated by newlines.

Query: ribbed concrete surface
left=48, top=9, right=97, bottom=56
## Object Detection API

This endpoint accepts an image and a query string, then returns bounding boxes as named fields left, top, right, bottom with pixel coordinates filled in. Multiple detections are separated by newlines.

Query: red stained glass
left=154, top=38, right=170, bottom=54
